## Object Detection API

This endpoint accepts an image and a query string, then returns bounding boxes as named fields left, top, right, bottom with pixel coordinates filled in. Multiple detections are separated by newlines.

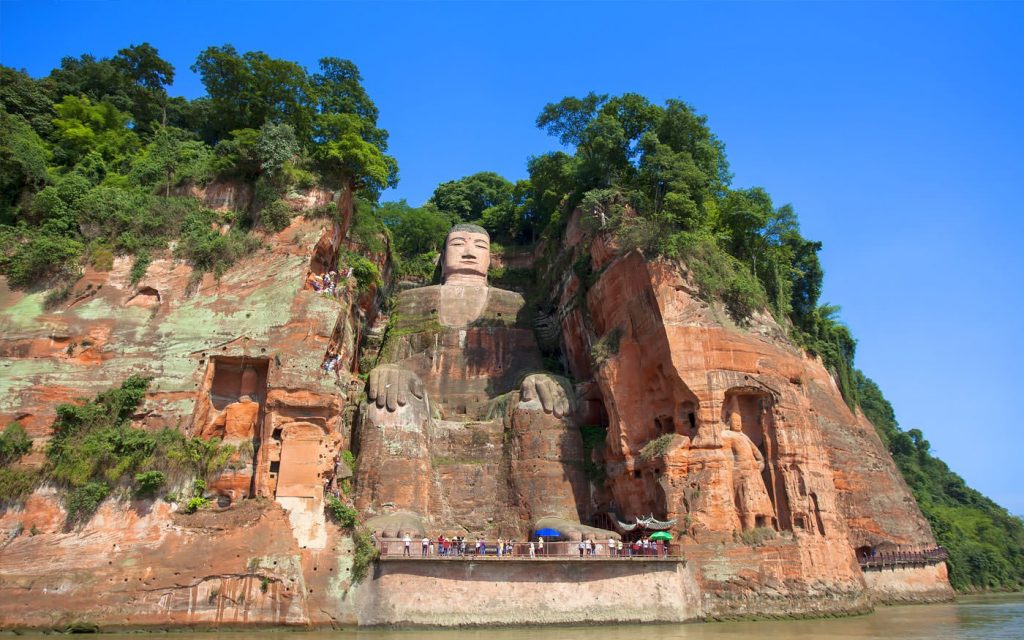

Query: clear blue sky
left=3, top=1, right=1023, bottom=514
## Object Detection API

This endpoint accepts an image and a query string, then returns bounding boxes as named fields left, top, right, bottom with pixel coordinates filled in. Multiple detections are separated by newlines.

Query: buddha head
left=441, top=223, right=490, bottom=285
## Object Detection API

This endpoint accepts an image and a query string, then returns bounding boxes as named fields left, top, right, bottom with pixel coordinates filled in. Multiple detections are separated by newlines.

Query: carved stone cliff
left=0, top=202, right=952, bottom=631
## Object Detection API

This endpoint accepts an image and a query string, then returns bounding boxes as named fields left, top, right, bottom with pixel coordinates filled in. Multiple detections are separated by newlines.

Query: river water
left=29, top=594, right=1024, bottom=639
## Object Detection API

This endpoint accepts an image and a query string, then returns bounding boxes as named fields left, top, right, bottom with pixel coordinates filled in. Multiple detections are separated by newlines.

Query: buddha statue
left=354, top=224, right=605, bottom=540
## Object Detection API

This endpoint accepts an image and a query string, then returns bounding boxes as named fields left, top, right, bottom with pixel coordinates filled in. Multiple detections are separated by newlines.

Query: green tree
left=44, top=44, right=174, bottom=137
left=191, top=45, right=312, bottom=143
left=0, top=66, right=55, bottom=137
left=310, top=57, right=396, bottom=194
left=255, top=121, right=299, bottom=175
left=51, top=95, right=139, bottom=169
left=129, top=125, right=212, bottom=195
left=0, top=110, right=51, bottom=221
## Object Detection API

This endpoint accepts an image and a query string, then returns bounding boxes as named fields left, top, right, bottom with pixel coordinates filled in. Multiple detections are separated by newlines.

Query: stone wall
left=863, top=563, right=955, bottom=604
left=357, top=558, right=700, bottom=626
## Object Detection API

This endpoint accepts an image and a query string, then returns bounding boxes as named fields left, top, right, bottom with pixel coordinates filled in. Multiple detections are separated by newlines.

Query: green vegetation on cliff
left=0, top=377, right=235, bottom=524
left=0, top=43, right=395, bottom=289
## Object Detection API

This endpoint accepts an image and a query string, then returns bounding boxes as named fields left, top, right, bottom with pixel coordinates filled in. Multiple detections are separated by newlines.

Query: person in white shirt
left=403, top=534, right=411, bottom=557
left=421, top=536, right=430, bottom=557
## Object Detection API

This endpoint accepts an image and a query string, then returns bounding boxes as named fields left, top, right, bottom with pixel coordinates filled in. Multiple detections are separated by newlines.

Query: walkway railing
left=375, top=539, right=684, bottom=560
left=858, top=546, right=948, bottom=570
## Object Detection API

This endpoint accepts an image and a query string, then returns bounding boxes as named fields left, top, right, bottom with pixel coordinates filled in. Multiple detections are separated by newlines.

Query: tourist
left=537, top=536, right=544, bottom=556
left=608, top=536, right=617, bottom=557
left=529, top=541, right=536, bottom=558
left=585, top=538, right=593, bottom=556
left=578, top=539, right=585, bottom=558
left=497, top=538, right=504, bottom=558
left=476, top=537, right=484, bottom=556
left=421, top=536, right=429, bottom=557
left=403, top=534, right=411, bottom=557
left=616, top=539, right=623, bottom=556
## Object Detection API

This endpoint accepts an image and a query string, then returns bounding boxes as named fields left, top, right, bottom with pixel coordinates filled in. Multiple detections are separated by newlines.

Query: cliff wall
left=0, top=205, right=951, bottom=631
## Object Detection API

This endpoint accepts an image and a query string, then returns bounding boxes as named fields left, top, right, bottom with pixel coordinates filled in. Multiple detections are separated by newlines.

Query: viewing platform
left=374, top=539, right=685, bottom=563
left=858, top=547, right=948, bottom=570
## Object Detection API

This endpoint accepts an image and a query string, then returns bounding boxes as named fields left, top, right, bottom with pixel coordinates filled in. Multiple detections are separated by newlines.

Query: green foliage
left=0, top=109, right=51, bottom=220
left=134, top=470, right=165, bottom=497
left=325, top=494, right=359, bottom=528
left=0, top=227, right=83, bottom=287
left=129, top=125, right=212, bottom=193
left=129, top=250, right=150, bottom=284
left=350, top=256, right=380, bottom=293
left=857, top=372, right=1024, bottom=591
left=351, top=528, right=379, bottom=584
left=639, top=434, right=677, bottom=461
left=341, top=449, right=356, bottom=470
left=43, top=376, right=233, bottom=523
left=0, top=422, right=32, bottom=466
left=260, top=577, right=270, bottom=593
left=259, top=199, right=293, bottom=232
left=348, top=196, right=387, bottom=254
left=664, top=231, right=769, bottom=323
left=65, top=481, right=110, bottom=523
left=1, top=43, right=394, bottom=289
left=590, top=327, right=622, bottom=366
left=183, top=495, right=210, bottom=514
left=177, top=207, right=261, bottom=277
left=51, top=95, right=139, bottom=169
left=0, top=467, right=40, bottom=503
left=255, top=122, right=299, bottom=175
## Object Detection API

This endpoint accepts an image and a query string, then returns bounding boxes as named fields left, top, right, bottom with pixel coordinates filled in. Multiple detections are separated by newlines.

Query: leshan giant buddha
left=354, top=224, right=611, bottom=541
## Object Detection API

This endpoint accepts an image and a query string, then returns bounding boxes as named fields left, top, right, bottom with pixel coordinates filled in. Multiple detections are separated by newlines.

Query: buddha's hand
left=368, top=365, right=425, bottom=412
left=520, top=373, right=573, bottom=418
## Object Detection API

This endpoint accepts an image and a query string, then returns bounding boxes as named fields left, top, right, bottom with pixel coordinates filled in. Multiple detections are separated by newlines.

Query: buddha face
left=442, top=228, right=490, bottom=282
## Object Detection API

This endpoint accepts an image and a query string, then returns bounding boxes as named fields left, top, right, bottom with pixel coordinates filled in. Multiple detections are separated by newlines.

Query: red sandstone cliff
left=0, top=202, right=951, bottom=631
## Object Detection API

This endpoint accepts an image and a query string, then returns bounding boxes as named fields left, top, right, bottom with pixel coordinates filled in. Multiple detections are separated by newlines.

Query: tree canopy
left=0, top=43, right=395, bottom=288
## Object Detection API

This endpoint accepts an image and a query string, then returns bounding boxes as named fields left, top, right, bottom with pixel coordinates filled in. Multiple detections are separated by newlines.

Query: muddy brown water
left=15, top=593, right=1024, bottom=639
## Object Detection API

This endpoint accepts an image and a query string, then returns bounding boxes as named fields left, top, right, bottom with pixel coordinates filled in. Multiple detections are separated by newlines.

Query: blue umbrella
left=535, top=527, right=561, bottom=538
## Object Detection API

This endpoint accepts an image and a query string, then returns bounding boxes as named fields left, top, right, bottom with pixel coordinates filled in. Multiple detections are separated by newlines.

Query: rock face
left=0, top=205, right=951, bottom=631
left=546, top=210, right=952, bottom=614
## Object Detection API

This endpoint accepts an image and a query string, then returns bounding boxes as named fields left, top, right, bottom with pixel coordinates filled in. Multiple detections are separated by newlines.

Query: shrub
left=590, top=327, right=622, bottom=366
left=0, top=467, right=40, bottom=503
left=325, top=495, right=359, bottom=528
left=183, top=495, right=209, bottom=514
left=259, top=199, right=292, bottom=233
left=639, top=434, right=678, bottom=461
left=90, top=246, right=114, bottom=271
left=350, top=256, right=380, bottom=293
left=351, top=529, right=379, bottom=584
left=0, top=422, right=32, bottom=465
left=129, top=250, right=151, bottom=285
left=177, top=208, right=261, bottom=277
left=66, top=481, right=110, bottom=522
left=0, top=230, right=83, bottom=287
left=134, top=470, right=165, bottom=497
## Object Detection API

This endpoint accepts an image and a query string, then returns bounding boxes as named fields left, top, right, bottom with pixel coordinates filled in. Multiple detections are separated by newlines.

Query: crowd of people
left=307, top=269, right=341, bottom=297
left=381, top=534, right=675, bottom=559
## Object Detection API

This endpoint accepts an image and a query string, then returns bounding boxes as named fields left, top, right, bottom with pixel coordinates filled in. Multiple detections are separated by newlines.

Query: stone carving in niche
left=722, top=389, right=777, bottom=530
left=354, top=224, right=608, bottom=540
